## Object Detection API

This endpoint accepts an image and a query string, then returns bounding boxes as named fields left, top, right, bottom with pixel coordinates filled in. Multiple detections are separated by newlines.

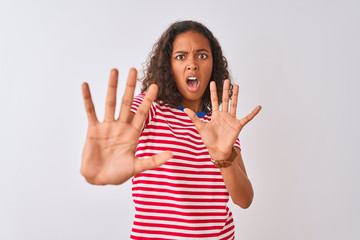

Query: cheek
left=171, top=62, right=182, bottom=79
left=171, top=66, right=183, bottom=88
left=206, top=62, right=213, bottom=78
left=209, top=63, right=213, bottom=74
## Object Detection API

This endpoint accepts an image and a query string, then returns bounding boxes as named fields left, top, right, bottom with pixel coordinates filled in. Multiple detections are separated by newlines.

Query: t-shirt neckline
left=177, top=106, right=207, bottom=117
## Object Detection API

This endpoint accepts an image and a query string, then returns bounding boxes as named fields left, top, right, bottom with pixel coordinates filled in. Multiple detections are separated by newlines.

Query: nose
left=186, top=57, right=198, bottom=71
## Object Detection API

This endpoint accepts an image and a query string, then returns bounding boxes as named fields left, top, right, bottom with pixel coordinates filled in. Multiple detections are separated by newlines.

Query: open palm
left=184, top=80, right=261, bottom=161
left=81, top=68, right=172, bottom=185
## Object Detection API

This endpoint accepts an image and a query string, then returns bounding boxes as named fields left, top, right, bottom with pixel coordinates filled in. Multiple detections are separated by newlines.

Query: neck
left=181, top=99, right=203, bottom=113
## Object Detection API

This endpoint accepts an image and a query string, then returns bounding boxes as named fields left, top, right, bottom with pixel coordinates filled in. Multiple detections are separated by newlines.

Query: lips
left=186, top=76, right=199, bottom=92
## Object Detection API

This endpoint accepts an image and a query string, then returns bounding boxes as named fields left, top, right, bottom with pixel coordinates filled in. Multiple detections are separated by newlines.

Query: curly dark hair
left=141, top=20, right=233, bottom=113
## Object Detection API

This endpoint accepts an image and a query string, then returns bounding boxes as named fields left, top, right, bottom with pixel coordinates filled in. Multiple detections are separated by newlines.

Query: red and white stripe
left=130, top=93, right=240, bottom=239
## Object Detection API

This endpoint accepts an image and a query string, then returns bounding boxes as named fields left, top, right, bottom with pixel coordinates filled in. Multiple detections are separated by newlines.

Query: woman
left=81, top=20, right=261, bottom=239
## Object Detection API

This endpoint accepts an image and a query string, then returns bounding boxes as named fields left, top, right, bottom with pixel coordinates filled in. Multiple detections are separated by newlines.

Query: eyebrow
left=173, top=49, right=210, bottom=54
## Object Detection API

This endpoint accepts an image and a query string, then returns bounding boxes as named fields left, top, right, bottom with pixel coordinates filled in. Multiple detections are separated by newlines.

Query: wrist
left=211, top=147, right=237, bottom=168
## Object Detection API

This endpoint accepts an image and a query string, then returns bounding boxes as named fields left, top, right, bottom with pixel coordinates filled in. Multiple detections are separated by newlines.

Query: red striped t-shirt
left=130, top=93, right=241, bottom=240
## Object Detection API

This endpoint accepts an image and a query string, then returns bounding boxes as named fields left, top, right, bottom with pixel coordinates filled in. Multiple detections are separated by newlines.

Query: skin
left=81, top=31, right=261, bottom=208
left=81, top=69, right=173, bottom=185
left=184, top=79, right=261, bottom=208
left=171, top=30, right=213, bottom=112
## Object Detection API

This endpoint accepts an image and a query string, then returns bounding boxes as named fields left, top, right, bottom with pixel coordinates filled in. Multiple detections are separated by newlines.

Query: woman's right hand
left=81, top=68, right=172, bottom=185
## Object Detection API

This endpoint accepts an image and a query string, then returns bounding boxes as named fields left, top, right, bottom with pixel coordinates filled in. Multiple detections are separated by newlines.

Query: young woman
left=81, top=21, right=261, bottom=239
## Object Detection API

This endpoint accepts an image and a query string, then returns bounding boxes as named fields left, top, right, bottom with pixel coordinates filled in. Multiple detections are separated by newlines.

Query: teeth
left=188, top=77, right=198, bottom=80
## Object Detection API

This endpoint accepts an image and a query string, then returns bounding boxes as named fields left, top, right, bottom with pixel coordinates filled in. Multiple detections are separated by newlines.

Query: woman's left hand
left=184, top=80, right=261, bottom=161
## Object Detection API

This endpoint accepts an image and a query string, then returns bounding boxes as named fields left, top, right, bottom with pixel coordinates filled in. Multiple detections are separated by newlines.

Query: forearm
left=219, top=148, right=254, bottom=208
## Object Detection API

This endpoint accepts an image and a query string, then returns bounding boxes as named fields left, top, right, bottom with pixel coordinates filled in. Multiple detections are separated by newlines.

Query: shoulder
left=130, top=93, right=146, bottom=114
left=130, top=93, right=182, bottom=125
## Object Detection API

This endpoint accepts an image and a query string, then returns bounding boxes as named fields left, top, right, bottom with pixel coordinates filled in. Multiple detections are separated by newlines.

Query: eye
left=175, top=55, right=185, bottom=60
left=198, top=53, right=208, bottom=59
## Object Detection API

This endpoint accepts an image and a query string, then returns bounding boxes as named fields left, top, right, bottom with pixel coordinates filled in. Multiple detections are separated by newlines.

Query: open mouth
left=187, top=77, right=199, bottom=91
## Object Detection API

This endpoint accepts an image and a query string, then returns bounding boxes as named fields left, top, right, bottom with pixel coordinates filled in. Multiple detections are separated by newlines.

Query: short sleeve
left=234, top=138, right=241, bottom=151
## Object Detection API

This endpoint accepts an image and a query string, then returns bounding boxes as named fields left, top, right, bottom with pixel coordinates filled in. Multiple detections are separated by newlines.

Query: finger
left=119, top=68, right=137, bottom=122
left=184, top=108, right=205, bottom=131
left=131, top=83, right=158, bottom=131
left=230, top=85, right=239, bottom=117
left=210, top=81, right=219, bottom=111
left=104, top=69, right=118, bottom=121
left=134, top=151, right=173, bottom=174
left=239, top=105, right=262, bottom=127
left=222, top=79, right=230, bottom=112
left=82, top=82, right=99, bottom=125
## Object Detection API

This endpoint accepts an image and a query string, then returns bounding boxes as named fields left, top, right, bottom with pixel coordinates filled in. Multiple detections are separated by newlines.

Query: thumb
left=184, top=108, right=204, bottom=131
left=134, top=151, right=173, bottom=174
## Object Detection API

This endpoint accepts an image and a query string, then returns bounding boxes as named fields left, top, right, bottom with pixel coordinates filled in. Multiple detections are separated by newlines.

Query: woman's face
left=171, top=30, right=213, bottom=112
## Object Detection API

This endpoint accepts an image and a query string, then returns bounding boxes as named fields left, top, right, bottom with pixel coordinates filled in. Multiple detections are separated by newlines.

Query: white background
left=1, top=0, right=359, bottom=239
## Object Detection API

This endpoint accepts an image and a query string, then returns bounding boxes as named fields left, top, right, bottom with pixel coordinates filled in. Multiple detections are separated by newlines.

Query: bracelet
left=211, top=148, right=237, bottom=168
